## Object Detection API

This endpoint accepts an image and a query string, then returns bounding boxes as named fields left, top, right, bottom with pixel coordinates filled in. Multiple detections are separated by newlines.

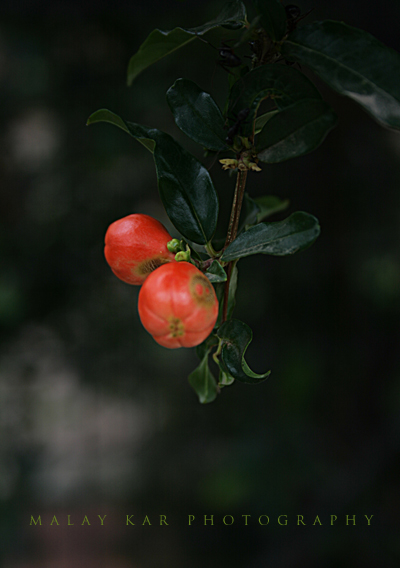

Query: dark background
left=1, top=0, right=400, bottom=566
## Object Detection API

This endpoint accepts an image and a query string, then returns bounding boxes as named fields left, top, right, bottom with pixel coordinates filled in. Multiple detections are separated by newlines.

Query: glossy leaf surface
left=166, top=79, right=227, bottom=151
left=253, top=0, right=287, bottom=41
left=87, top=109, right=218, bottom=244
left=217, top=319, right=270, bottom=384
left=188, top=354, right=218, bottom=403
left=257, top=99, right=338, bottom=163
left=221, top=212, right=320, bottom=261
left=228, top=65, right=322, bottom=135
left=282, top=20, right=400, bottom=129
left=127, top=0, right=246, bottom=85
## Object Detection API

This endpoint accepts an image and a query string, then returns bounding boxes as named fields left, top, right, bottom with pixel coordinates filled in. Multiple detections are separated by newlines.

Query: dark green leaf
left=221, top=211, right=320, bottom=261
left=281, top=20, right=400, bottom=130
left=205, top=260, right=227, bottom=283
left=188, top=354, right=218, bottom=403
left=253, top=0, right=287, bottom=41
left=254, top=195, right=290, bottom=222
left=256, top=99, right=338, bottom=163
left=166, top=79, right=227, bottom=151
left=228, top=64, right=322, bottom=135
left=218, top=368, right=235, bottom=387
left=127, top=1, right=247, bottom=85
left=87, top=109, right=218, bottom=244
left=217, top=319, right=270, bottom=383
left=254, top=109, right=278, bottom=134
left=87, top=108, right=155, bottom=152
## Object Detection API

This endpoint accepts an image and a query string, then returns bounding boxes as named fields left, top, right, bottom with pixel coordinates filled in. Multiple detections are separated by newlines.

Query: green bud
left=167, top=238, right=183, bottom=253
left=175, top=250, right=191, bottom=262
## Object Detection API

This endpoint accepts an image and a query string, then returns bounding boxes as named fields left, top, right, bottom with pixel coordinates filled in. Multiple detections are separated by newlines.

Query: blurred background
left=1, top=0, right=400, bottom=566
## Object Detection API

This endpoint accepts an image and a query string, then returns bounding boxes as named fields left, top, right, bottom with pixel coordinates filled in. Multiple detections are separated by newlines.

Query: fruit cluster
left=104, top=214, right=219, bottom=348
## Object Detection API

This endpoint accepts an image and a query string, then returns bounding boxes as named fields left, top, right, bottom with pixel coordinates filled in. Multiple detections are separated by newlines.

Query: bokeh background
left=1, top=0, right=400, bottom=566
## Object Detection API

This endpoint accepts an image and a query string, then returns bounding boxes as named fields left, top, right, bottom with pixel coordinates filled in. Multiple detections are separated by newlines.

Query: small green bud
left=167, top=238, right=183, bottom=253
left=175, top=250, right=191, bottom=262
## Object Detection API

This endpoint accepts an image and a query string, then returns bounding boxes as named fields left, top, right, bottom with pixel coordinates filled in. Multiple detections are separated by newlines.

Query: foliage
left=87, top=0, right=400, bottom=403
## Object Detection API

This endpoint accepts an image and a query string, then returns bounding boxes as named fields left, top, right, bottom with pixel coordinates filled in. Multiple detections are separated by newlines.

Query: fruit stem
left=221, top=169, right=248, bottom=323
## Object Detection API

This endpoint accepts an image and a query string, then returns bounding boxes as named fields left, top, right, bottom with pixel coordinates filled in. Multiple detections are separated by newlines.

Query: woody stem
left=221, top=168, right=248, bottom=323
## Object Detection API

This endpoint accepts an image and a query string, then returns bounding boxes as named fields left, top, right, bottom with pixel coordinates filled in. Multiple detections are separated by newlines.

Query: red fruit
left=104, top=214, right=176, bottom=285
left=138, top=262, right=219, bottom=349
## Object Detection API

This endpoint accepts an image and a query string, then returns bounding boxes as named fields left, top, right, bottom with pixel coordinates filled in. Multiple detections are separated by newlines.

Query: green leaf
left=87, top=108, right=155, bottom=152
left=253, top=0, right=287, bottom=41
left=221, top=211, right=320, bottom=261
left=253, top=195, right=290, bottom=222
left=205, top=260, right=227, bottom=283
left=166, top=79, right=227, bottom=151
left=127, top=0, right=247, bottom=85
left=227, top=64, right=322, bottom=136
left=256, top=99, right=338, bottom=163
left=188, top=354, right=218, bottom=403
left=87, top=109, right=155, bottom=151
left=281, top=20, right=400, bottom=130
left=87, top=109, right=218, bottom=245
left=217, top=319, right=270, bottom=384
left=218, top=368, right=235, bottom=387
left=254, top=109, right=278, bottom=134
